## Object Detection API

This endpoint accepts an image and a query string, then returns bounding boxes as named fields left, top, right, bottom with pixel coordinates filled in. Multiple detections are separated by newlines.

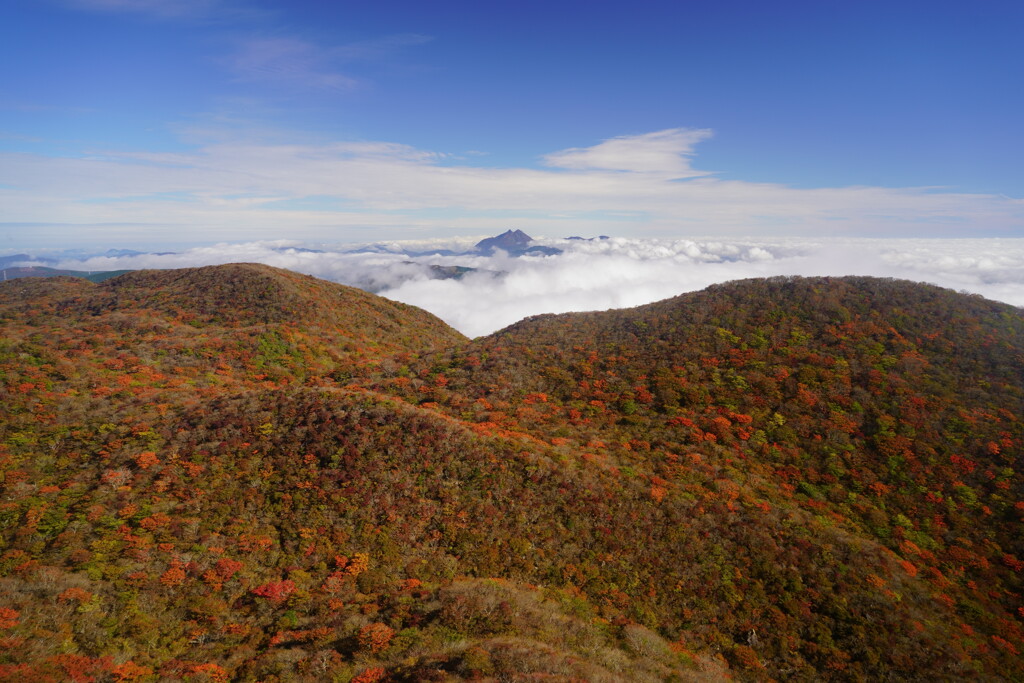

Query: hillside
left=0, top=264, right=465, bottom=389
left=1, top=268, right=1022, bottom=681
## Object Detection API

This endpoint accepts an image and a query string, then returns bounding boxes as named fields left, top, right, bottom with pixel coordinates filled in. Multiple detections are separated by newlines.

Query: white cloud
left=45, top=236, right=1024, bottom=338
left=2, top=128, right=1022, bottom=249
left=543, top=128, right=714, bottom=176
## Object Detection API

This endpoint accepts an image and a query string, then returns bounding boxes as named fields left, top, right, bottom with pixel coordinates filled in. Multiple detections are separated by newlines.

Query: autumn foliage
left=0, top=266, right=1022, bottom=680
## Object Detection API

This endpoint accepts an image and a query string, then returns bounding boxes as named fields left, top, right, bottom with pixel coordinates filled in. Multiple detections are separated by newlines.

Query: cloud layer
left=43, top=236, right=1024, bottom=337
left=3, top=129, right=1021, bottom=249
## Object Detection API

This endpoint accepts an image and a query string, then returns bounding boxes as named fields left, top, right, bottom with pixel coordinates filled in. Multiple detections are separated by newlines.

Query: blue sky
left=2, top=0, right=1022, bottom=249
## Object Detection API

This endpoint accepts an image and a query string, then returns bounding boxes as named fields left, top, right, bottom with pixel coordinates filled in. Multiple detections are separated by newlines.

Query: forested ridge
left=1, top=265, right=1022, bottom=681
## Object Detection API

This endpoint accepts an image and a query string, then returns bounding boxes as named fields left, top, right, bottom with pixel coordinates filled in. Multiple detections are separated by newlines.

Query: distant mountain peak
left=473, top=229, right=532, bottom=253
left=474, top=229, right=561, bottom=256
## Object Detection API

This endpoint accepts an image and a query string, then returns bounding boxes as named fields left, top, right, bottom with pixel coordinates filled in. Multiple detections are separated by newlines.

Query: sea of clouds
left=38, top=236, right=1024, bottom=337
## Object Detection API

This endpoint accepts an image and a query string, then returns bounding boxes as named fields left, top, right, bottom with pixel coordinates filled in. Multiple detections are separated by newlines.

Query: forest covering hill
left=1, top=264, right=1022, bottom=682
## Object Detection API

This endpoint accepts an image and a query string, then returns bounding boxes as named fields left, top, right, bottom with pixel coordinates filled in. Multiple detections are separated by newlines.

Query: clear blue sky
left=2, top=0, right=1022, bottom=249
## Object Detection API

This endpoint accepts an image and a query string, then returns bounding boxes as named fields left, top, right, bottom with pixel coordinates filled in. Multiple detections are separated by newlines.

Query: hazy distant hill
left=0, top=265, right=130, bottom=283
left=0, top=266, right=1021, bottom=681
left=0, top=254, right=40, bottom=269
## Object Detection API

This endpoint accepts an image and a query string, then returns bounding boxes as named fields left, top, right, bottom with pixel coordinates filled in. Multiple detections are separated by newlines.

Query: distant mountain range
left=1, top=264, right=1022, bottom=681
left=0, top=230, right=563, bottom=288
left=1, top=265, right=131, bottom=283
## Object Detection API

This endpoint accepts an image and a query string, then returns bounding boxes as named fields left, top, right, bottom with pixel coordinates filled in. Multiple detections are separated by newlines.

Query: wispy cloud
left=58, top=1, right=426, bottom=91
left=331, top=33, right=434, bottom=63
left=44, top=236, right=1024, bottom=338
left=1, top=129, right=1021, bottom=248
left=543, top=128, right=714, bottom=176
left=220, top=31, right=432, bottom=92
left=61, top=0, right=258, bottom=21
left=223, top=37, right=360, bottom=91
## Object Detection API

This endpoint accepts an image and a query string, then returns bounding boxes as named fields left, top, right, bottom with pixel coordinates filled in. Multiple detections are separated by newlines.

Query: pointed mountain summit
left=474, top=229, right=532, bottom=254
left=473, top=229, right=562, bottom=256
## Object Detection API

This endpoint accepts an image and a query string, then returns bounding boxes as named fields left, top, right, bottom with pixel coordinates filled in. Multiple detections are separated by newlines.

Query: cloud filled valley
left=24, top=235, right=1024, bottom=337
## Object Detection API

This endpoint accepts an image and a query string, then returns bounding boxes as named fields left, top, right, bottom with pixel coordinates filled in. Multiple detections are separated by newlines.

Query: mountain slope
left=2, top=263, right=464, bottom=337
left=378, top=275, right=1024, bottom=679
left=0, top=264, right=465, bottom=391
left=1, top=269, right=1022, bottom=681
